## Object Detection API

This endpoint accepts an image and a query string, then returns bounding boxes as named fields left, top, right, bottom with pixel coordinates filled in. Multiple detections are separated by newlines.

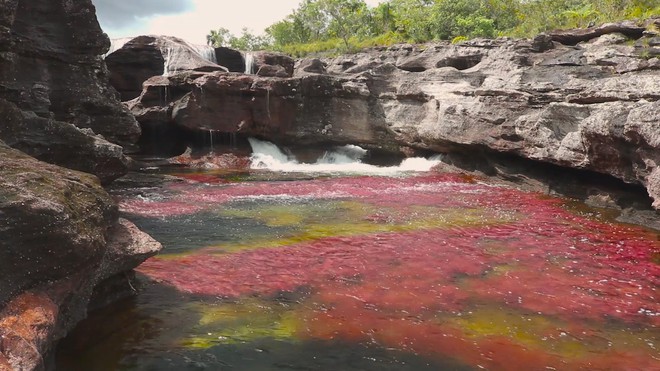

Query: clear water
left=56, top=157, right=659, bottom=370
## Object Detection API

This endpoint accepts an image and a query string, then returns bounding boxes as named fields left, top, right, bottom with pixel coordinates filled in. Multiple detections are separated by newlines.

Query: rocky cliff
left=115, top=19, right=660, bottom=208
left=0, top=0, right=141, bottom=182
left=0, top=1, right=160, bottom=369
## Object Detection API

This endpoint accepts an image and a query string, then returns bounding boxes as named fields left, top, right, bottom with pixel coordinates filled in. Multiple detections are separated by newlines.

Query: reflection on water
left=57, top=170, right=659, bottom=370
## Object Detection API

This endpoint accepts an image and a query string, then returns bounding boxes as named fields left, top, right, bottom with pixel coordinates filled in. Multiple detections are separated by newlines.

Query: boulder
left=0, top=141, right=162, bottom=370
left=295, top=58, right=328, bottom=75
left=251, top=51, right=295, bottom=77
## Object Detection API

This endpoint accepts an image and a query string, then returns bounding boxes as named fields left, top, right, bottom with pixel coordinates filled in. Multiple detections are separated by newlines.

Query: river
left=56, top=140, right=659, bottom=370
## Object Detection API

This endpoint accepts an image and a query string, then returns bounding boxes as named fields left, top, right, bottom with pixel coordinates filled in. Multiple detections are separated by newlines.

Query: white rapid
left=248, top=138, right=443, bottom=174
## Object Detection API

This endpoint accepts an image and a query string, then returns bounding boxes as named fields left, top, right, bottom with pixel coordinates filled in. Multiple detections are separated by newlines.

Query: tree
left=228, top=28, right=272, bottom=51
left=207, top=28, right=231, bottom=47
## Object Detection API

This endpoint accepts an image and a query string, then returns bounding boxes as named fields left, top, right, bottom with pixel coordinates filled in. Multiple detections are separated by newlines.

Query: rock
left=215, top=47, right=245, bottom=72
left=531, top=33, right=554, bottom=52
left=251, top=51, right=295, bottom=77
left=0, top=142, right=162, bottom=369
left=549, top=20, right=646, bottom=45
left=0, top=1, right=163, bottom=369
left=0, top=141, right=114, bottom=305
left=125, top=20, right=660, bottom=208
left=0, top=99, right=129, bottom=184
left=106, top=35, right=228, bottom=101
left=256, top=64, right=290, bottom=77
left=0, top=0, right=140, bottom=149
left=296, top=58, right=328, bottom=75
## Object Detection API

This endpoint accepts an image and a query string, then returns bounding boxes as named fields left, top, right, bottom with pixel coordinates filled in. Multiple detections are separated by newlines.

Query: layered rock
left=123, top=20, right=660, bottom=206
left=0, top=0, right=141, bottom=181
left=0, top=1, right=163, bottom=369
left=105, top=35, right=227, bottom=101
left=0, top=142, right=161, bottom=370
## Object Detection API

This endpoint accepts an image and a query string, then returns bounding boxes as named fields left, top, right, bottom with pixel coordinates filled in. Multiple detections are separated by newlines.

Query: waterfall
left=163, top=47, right=175, bottom=76
left=244, top=52, right=255, bottom=74
left=190, top=44, right=218, bottom=64
left=248, top=138, right=443, bottom=174
left=208, top=129, right=214, bottom=152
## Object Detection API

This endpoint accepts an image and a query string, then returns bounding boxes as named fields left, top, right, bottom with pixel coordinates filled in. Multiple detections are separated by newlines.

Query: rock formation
left=105, top=35, right=227, bottom=101
left=0, top=0, right=141, bottom=181
left=0, top=0, right=162, bottom=369
left=118, top=18, right=660, bottom=208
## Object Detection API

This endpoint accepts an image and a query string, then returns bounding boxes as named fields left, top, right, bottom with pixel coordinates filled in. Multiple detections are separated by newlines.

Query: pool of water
left=56, top=169, right=659, bottom=370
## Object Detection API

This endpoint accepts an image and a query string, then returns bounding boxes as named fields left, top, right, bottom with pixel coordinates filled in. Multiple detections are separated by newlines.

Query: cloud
left=91, top=0, right=194, bottom=29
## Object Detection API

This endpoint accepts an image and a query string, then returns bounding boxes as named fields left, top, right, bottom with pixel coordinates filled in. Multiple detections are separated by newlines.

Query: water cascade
left=244, top=52, right=255, bottom=74
left=248, top=138, right=442, bottom=174
left=190, top=44, right=218, bottom=64
left=162, top=47, right=176, bottom=76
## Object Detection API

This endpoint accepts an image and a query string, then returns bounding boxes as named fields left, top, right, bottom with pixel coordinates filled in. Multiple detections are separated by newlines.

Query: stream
left=56, top=140, right=659, bottom=370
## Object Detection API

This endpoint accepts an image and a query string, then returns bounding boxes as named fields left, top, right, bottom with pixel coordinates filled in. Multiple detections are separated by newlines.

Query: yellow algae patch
left=180, top=299, right=302, bottom=349
left=442, top=307, right=659, bottom=361
left=209, top=201, right=519, bottom=253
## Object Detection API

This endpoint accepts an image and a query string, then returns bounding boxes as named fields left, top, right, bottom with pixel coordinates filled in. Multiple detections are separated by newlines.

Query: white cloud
left=96, top=0, right=384, bottom=45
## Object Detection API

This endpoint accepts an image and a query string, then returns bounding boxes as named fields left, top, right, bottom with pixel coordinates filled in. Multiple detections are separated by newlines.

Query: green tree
left=206, top=27, right=231, bottom=47
left=228, top=28, right=272, bottom=51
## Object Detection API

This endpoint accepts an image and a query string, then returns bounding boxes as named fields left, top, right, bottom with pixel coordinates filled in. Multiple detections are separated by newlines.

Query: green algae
left=207, top=200, right=520, bottom=253
left=181, top=299, right=302, bottom=349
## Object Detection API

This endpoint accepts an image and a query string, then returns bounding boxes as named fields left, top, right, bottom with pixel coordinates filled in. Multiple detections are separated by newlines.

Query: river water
left=57, top=140, right=659, bottom=370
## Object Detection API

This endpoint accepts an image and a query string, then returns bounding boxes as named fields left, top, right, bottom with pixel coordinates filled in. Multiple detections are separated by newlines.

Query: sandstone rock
left=216, top=47, right=245, bottom=72
left=0, top=142, right=162, bottom=369
left=296, top=58, right=328, bottom=75
left=257, top=64, right=290, bottom=77
left=251, top=51, right=295, bottom=77
left=106, top=35, right=228, bottom=101
left=0, top=141, right=115, bottom=306
left=125, top=20, right=660, bottom=207
left=0, top=0, right=140, bottom=148
left=0, top=99, right=129, bottom=184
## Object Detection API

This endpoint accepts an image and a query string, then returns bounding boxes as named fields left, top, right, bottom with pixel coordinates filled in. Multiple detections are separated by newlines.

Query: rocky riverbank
left=112, top=18, right=660, bottom=211
left=0, top=1, right=160, bottom=369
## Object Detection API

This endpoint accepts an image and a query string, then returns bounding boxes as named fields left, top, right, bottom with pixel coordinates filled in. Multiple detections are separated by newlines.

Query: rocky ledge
left=113, top=18, right=660, bottom=208
left=0, top=142, right=161, bottom=371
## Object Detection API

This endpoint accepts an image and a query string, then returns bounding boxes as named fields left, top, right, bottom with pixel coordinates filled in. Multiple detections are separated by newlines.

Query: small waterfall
left=190, top=44, right=218, bottom=64
left=248, top=138, right=442, bottom=174
left=244, top=53, right=255, bottom=74
left=208, top=129, right=214, bottom=152
left=163, top=47, right=175, bottom=76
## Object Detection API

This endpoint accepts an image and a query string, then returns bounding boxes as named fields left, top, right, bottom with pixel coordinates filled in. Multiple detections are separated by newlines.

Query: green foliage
left=207, top=27, right=271, bottom=51
left=208, top=0, right=660, bottom=57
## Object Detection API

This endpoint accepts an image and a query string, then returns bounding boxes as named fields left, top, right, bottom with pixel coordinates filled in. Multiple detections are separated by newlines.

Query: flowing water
left=57, top=140, right=659, bottom=370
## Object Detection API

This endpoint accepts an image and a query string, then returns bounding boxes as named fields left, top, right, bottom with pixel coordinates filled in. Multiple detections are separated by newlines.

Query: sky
left=92, top=0, right=384, bottom=45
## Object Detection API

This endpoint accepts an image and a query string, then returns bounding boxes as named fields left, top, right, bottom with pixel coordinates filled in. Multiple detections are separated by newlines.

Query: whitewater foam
left=248, top=138, right=442, bottom=175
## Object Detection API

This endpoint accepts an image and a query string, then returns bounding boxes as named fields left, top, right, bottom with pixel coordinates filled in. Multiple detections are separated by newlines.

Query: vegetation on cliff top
left=207, top=0, right=660, bottom=56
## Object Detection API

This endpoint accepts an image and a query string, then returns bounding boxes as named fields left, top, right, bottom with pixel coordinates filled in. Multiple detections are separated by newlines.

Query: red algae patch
left=128, top=173, right=659, bottom=370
